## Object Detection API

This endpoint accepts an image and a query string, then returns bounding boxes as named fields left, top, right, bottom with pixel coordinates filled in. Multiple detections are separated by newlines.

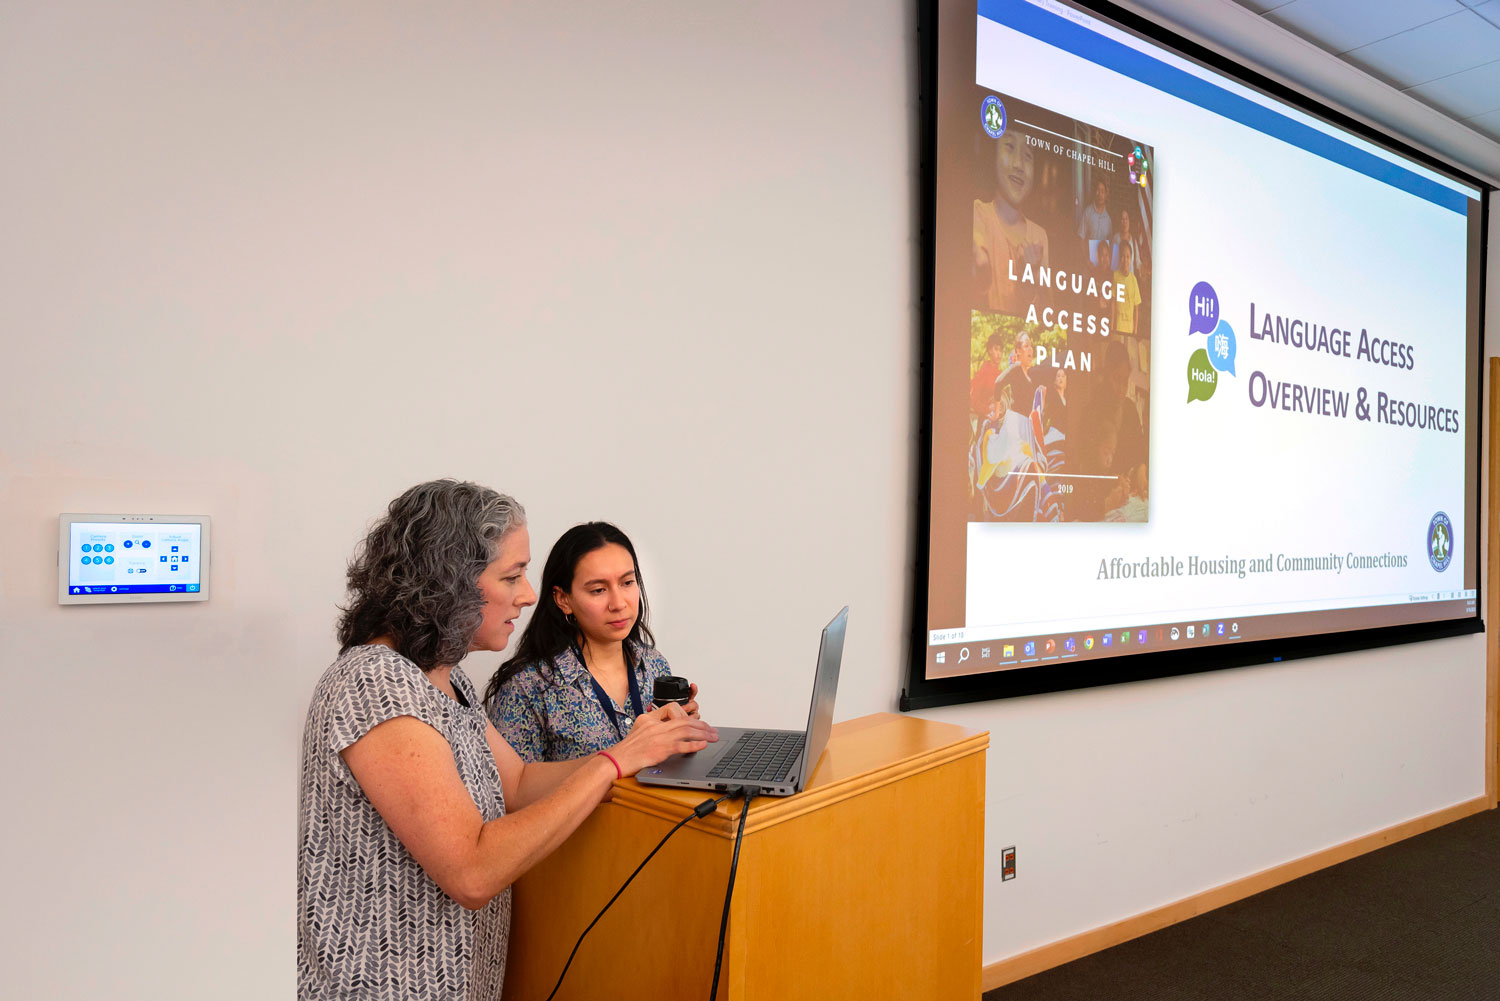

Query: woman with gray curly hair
left=297, top=479, right=716, bottom=1000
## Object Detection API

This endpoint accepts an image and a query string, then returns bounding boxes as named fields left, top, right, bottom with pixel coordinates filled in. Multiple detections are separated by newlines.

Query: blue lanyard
left=577, top=645, right=645, bottom=740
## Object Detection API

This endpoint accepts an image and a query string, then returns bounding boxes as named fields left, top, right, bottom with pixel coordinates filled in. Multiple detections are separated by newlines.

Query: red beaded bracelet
left=596, top=750, right=622, bottom=779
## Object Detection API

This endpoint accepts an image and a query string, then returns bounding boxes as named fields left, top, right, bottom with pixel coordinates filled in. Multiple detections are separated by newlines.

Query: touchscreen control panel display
left=59, top=514, right=210, bottom=604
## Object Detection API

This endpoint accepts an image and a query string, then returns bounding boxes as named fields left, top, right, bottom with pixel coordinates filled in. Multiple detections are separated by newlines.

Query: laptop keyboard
left=707, top=731, right=803, bottom=783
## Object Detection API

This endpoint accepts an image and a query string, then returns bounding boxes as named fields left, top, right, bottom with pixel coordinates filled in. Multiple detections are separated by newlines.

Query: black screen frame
left=902, top=0, right=1490, bottom=712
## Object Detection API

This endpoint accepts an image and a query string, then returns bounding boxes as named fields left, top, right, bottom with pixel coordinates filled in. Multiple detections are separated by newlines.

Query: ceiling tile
left=1233, top=1, right=1291, bottom=13
left=1407, top=59, right=1500, bottom=119
left=1473, top=1, right=1500, bottom=27
left=1466, top=108, right=1500, bottom=142
left=1342, top=10, right=1500, bottom=87
left=1266, top=0, right=1464, bottom=55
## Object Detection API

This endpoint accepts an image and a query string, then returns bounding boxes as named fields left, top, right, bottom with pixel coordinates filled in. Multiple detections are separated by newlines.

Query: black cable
left=544, top=792, right=731, bottom=1001
left=708, top=787, right=753, bottom=1000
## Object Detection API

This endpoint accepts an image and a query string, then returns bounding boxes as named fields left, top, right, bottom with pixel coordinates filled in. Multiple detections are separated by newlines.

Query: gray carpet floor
left=984, top=806, right=1500, bottom=1001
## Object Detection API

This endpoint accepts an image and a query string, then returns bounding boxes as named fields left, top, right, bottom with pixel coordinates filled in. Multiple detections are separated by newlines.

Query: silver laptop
left=636, top=607, right=847, bottom=798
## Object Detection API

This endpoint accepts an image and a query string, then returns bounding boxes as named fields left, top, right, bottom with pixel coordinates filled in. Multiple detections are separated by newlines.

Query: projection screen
left=904, top=0, right=1488, bottom=709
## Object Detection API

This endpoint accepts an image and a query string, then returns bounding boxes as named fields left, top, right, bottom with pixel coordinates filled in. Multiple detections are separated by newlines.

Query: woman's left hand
left=683, top=682, right=700, bottom=719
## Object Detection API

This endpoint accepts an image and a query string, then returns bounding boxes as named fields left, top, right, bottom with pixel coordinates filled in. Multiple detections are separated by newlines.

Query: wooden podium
left=504, top=712, right=988, bottom=1001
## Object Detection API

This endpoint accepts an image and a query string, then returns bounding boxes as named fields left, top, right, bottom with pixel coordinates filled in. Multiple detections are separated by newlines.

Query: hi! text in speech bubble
left=1188, top=281, right=1219, bottom=335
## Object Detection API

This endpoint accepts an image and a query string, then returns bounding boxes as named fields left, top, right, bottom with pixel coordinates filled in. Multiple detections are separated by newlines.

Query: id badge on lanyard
left=580, top=646, right=645, bottom=740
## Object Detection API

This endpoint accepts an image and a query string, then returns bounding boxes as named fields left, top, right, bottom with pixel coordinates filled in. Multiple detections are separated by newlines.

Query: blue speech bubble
left=1188, top=281, right=1219, bottom=335
left=1207, top=318, right=1237, bottom=375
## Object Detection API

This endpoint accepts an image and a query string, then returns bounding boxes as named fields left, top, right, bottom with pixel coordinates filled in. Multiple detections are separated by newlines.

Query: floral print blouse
left=488, top=641, right=675, bottom=762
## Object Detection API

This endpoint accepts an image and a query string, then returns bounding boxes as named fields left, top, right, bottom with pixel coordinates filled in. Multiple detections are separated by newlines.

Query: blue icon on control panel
left=161, top=556, right=167, bottom=562
left=93, top=544, right=103, bottom=552
left=142, top=540, right=151, bottom=548
left=170, top=564, right=178, bottom=571
left=92, top=556, right=103, bottom=564
left=181, top=555, right=188, bottom=563
left=171, top=545, right=179, bottom=553
left=187, top=584, right=199, bottom=592
left=81, top=555, right=90, bottom=565
left=123, top=540, right=132, bottom=548
left=104, top=556, right=114, bottom=565
left=104, top=544, right=114, bottom=552
left=81, top=544, right=90, bottom=553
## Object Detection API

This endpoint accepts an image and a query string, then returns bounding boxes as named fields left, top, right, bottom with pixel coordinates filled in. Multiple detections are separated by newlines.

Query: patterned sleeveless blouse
left=297, top=645, right=509, bottom=999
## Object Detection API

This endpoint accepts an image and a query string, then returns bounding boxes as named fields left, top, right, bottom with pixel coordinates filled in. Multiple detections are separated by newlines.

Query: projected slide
left=913, top=0, right=1483, bottom=694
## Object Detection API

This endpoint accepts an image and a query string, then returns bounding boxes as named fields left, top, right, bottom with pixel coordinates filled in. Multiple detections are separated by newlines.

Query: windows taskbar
left=926, top=595, right=1478, bottom=679
left=930, top=620, right=1243, bottom=673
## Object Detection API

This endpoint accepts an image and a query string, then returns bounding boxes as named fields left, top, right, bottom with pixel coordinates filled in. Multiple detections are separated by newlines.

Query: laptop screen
left=795, top=606, right=848, bottom=789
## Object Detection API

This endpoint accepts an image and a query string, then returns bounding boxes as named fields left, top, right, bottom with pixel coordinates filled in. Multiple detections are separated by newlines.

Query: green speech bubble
left=1186, top=347, right=1217, bottom=403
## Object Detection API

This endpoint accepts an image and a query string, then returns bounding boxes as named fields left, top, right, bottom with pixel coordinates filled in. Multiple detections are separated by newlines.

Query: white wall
left=0, top=2, right=1492, bottom=997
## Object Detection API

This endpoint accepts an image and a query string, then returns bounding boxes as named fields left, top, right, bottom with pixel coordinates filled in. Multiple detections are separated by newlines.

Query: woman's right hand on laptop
left=613, top=703, right=718, bottom=775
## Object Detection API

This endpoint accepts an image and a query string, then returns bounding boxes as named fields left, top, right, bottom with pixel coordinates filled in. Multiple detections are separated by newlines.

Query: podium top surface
left=610, top=712, right=988, bottom=836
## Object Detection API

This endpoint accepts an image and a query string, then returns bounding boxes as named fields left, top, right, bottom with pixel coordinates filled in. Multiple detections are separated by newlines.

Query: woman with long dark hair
left=297, top=483, right=715, bottom=1000
left=484, top=522, right=698, bottom=763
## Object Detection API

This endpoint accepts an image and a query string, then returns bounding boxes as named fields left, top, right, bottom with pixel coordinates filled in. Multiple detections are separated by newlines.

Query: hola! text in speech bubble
left=1188, top=281, right=1219, bottom=335
left=1187, top=348, right=1218, bottom=403
left=1207, top=318, right=1237, bottom=375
